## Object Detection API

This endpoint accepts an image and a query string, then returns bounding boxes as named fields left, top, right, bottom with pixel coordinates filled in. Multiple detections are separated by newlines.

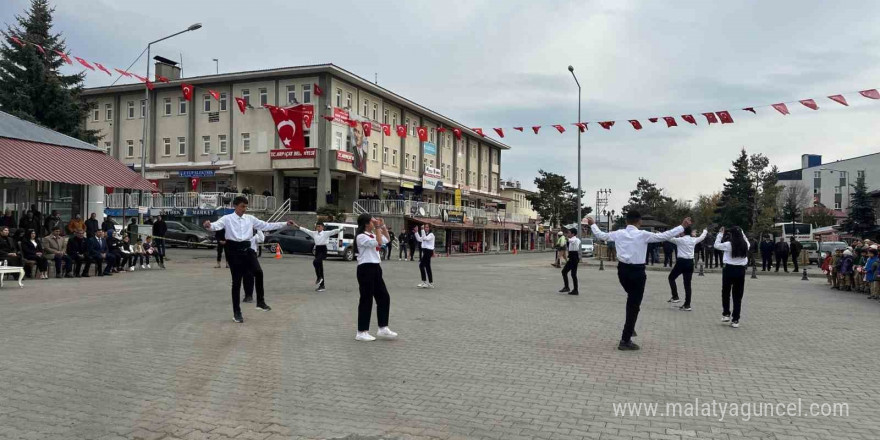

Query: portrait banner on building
left=346, top=116, right=368, bottom=173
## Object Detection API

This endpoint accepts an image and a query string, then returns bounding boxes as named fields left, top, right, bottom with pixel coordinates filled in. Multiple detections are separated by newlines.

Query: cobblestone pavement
left=1, top=250, right=879, bottom=440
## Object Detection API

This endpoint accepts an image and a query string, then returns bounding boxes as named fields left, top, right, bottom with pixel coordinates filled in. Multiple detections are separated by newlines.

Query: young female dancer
left=355, top=213, right=398, bottom=341
left=415, top=225, right=435, bottom=288
left=714, top=226, right=750, bottom=328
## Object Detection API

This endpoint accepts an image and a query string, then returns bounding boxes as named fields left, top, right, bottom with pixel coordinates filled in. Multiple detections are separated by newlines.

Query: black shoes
left=64, top=273, right=73, bottom=278
left=667, top=297, right=680, bottom=303
left=558, top=287, right=570, bottom=293
left=680, top=305, right=692, bottom=311
left=233, top=314, right=244, bottom=323
left=618, top=340, right=640, bottom=351
left=632, top=330, right=638, bottom=337
left=242, top=296, right=253, bottom=303
left=256, top=303, right=271, bottom=312
left=568, top=290, right=579, bottom=295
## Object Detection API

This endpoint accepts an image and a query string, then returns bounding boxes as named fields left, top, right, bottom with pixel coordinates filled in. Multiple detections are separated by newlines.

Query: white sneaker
left=377, top=327, right=398, bottom=339
left=426, top=283, right=434, bottom=289
left=721, top=315, right=731, bottom=322
left=146, top=264, right=151, bottom=269
left=129, top=267, right=135, bottom=272
left=417, top=282, right=426, bottom=288
left=730, top=321, right=740, bottom=328
left=140, top=264, right=145, bottom=269
left=355, top=332, right=376, bottom=341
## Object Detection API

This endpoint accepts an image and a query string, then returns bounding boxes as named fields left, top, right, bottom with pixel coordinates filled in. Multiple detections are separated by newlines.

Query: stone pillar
left=316, top=73, right=332, bottom=209
left=87, top=185, right=105, bottom=222
left=273, top=169, right=284, bottom=203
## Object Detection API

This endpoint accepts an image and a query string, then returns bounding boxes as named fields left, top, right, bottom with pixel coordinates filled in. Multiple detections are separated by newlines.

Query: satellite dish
left=210, top=154, right=220, bottom=164
left=418, top=207, right=426, bottom=217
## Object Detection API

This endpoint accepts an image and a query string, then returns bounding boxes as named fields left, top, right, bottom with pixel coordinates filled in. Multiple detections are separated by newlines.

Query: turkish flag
left=799, top=99, right=819, bottom=110
left=681, top=114, right=697, bottom=125
left=145, top=80, right=155, bottom=91
left=552, top=125, right=565, bottom=133
left=94, top=62, right=112, bottom=76
left=347, top=119, right=358, bottom=128
left=132, top=73, right=148, bottom=83
left=513, top=127, right=524, bottom=132
left=663, top=117, right=677, bottom=127
left=209, top=90, right=220, bottom=101
left=190, top=178, right=200, bottom=191
left=9, top=36, right=26, bottom=47
left=314, top=83, right=323, bottom=96
left=493, top=128, right=504, bottom=138
left=148, top=180, right=160, bottom=192
left=452, top=128, right=462, bottom=140
left=267, top=105, right=305, bottom=151
left=702, top=112, right=718, bottom=124
left=417, top=126, right=428, bottom=142
left=859, top=89, right=880, bottom=99
left=598, top=121, right=614, bottom=130
left=322, top=116, right=334, bottom=121
left=772, top=103, right=790, bottom=115
left=362, top=121, right=373, bottom=137
left=648, top=117, right=659, bottom=123
left=381, top=124, right=391, bottom=136
left=235, top=97, right=247, bottom=114
left=628, top=120, right=643, bottom=130
left=74, top=57, right=95, bottom=71
left=181, top=83, right=194, bottom=101
left=716, top=111, right=734, bottom=124
left=532, top=126, right=541, bottom=134
left=114, top=68, right=132, bottom=77
left=828, top=95, right=848, bottom=106
left=573, top=123, right=587, bottom=132
left=437, top=127, right=447, bottom=133
left=742, top=107, right=756, bottom=114
left=298, top=105, right=313, bottom=128
left=473, top=128, right=485, bottom=137
left=157, top=75, right=170, bottom=83
left=396, top=125, right=407, bottom=137
left=54, top=50, right=72, bottom=64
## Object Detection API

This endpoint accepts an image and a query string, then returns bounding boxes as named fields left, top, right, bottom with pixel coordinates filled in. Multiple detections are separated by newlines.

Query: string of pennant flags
left=7, top=34, right=880, bottom=145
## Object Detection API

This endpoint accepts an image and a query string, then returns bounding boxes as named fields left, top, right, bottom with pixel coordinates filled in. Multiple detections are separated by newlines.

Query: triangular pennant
left=552, top=125, right=565, bottom=133
left=771, top=103, right=790, bottom=115
left=681, top=114, right=697, bottom=125
left=648, top=117, right=659, bottom=123
left=828, top=95, right=848, bottom=106
left=472, top=128, right=485, bottom=137
left=157, top=75, right=170, bottom=83
left=513, top=127, right=524, bottom=132
left=493, top=128, right=504, bottom=138
left=73, top=56, right=95, bottom=71
left=742, top=107, right=756, bottom=114
left=114, top=68, right=132, bottom=77
left=598, top=121, right=614, bottom=130
left=94, top=62, right=112, bottom=76
left=531, top=126, right=541, bottom=134
left=799, top=99, right=818, bottom=110
left=573, top=122, right=587, bottom=132
left=702, top=112, right=718, bottom=124
left=628, top=120, right=642, bottom=130
left=54, top=50, right=72, bottom=64
left=663, top=117, right=677, bottom=127
left=859, top=89, right=880, bottom=99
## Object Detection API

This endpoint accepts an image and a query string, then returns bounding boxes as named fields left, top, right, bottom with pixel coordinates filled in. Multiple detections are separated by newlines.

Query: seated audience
left=21, top=229, right=49, bottom=279
left=42, top=227, right=73, bottom=278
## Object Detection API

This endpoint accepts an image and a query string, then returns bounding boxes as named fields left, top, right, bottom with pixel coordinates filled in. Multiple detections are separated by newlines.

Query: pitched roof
left=0, top=110, right=100, bottom=152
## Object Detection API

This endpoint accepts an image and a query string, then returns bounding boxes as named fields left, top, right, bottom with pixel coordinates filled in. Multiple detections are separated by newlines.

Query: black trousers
left=761, top=253, right=772, bottom=271
left=68, top=254, right=85, bottom=274
left=357, top=263, right=390, bottom=331
left=668, top=258, right=694, bottom=305
left=399, top=243, right=407, bottom=259
left=419, top=249, right=434, bottom=282
left=562, top=252, right=579, bottom=290
left=663, top=250, right=673, bottom=267
left=775, top=254, right=789, bottom=272
left=408, top=241, right=417, bottom=260
left=83, top=254, right=116, bottom=275
left=117, top=254, right=131, bottom=268
left=227, top=242, right=264, bottom=317
left=314, top=245, right=327, bottom=285
left=52, top=253, right=73, bottom=275
left=714, top=250, right=723, bottom=268
left=791, top=253, right=800, bottom=272
left=617, top=263, right=647, bottom=343
left=216, top=244, right=224, bottom=262
left=722, top=264, right=747, bottom=321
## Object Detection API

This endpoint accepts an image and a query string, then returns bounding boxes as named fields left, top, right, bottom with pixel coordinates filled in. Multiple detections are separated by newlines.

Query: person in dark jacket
left=0, top=210, right=14, bottom=228
left=760, top=236, right=774, bottom=271
left=21, top=229, right=49, bottom=279
left=0, top=226, right=22, bottom=267
left=43, top=210, right=62, bottom=235
left=84, top=230, right=116, bottom=276
left=215, top=229, right=227, bottom=268
left=151, top=215, right=167, bottom=269
left=789, top=237, right=803, bottom=272
left=398, top=230, right=408, bottom=260
left=65, top=230, right=88, bottom=277
left=748, top=236, right=759, bottom=267
left=101, top=217, right=116, bottom=234
left=775, top=238, right=790, bottom=272
left=703, top=233, right=716, bottom=268
left=127, top=218, right=139, bottom=242
left=28, top=205, right=43, bottom=235
left=662, top=241, right=675, bottom=268
left=839, top=249, right=855, bottom=291
left=407, top=229, right=417, bottom=261
left=107, top=233, right=124, bottom=273
left=84, top=213, right=99, bottom=238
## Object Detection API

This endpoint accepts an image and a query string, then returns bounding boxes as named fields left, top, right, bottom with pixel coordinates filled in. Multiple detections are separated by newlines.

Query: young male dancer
left=292, top=221, right=342, bottom=292
left=558, top=228, right=581, bottom=295
left=588, top=211, right=690, bottom=351
left=204, top=196, right=294, bottom=323
left=415, top=225, right=435, bottom=288
left=667, top=227, right=708, bottom=310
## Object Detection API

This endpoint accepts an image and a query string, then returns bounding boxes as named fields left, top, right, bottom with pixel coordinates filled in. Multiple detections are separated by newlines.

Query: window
left=127, top=101, right=135, bottom=119
left=857, top=170, right=865, bottom=179
left=203, top=95, right=211, bottom=112
left=126, top=140, right=134, bottom=157
left=362, top=99, right=368, bottom=117
left=241, top=89, right=250, bottom=106
left=346, top=92, right=352, bottom=109
left=138, top=139, right=143, bottom=157
left=383, top=109, right=389, bottom=124
left=372, top=103, right=378, bottom=121
left=177, top=137, right=186, bottom=155
left=814, top=171, right=821, bottom=178
left=105, top=103, right=113, bottom=121
left=383, top=147, right=389, bottom=164
left=839, top=176, right=846, bottom=187
left=334, top=132, right=342, bottom=150
left=411, top=155, right=416, bottom=171
left=218, top=135, right=227, bottom=154
left=157, top=137, right=169, bottom=156
left=429, top=128, right=435, bottom=143
left=405, top=154, right=410, bottom=170
left=302, top=84, right=311, bottom=104
left=335, top=88, right=341, bottom=107
left=140, top=100, right=146, bottom=118
left=259, top=88, right=268, bottom=106
left=392, top=150, right=397, bottom=166
left=91, top=104, right=99, bottom=122
left=287, top=85, right=297, bottom=104
left=835, top=186, right=841, bottom=194
left=405, top=118, right=410, bottom=136
left=164, top=98, right=172, bottom=116
left=104, top=141, right=112, bottom=155
left=392, top=113, right=398, bottom=127
left=219, top=93, right=227, bottom=111
left=203, top=136, right=211, bottom=154
left=178, top=98, right=187, bottom=115
left=241, top=132, right=251, bottom=152
left=372, top=143, right=378, bottom=161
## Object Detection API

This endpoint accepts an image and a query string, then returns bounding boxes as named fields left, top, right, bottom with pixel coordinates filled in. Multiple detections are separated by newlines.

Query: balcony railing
left=104, top=192, right=276, bottom=212
left=353, top=199, right=532, bottom=224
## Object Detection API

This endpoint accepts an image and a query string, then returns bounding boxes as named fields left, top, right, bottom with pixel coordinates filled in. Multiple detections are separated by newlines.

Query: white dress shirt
left=300, top=227, right=342, bottom=246
left=568, top=236, right=581, bottom=252
left=669, top=229, right=708, bottom=259
left=591, top=224, right=685, bottom=265
left=416, top=230, right=435, bottom=250
left=250, top=230, right=265, bottom=251
left=714, top=231, right=750, bottom=266
left=208, top=213, right=287, bottom=242
left=356, top=232, right=389, bottom=265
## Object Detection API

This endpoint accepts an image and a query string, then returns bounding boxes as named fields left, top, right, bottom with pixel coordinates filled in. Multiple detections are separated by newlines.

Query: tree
left=526, top=170, right=590, bottom=227
left=691, top=193, right=721, bottom=229
left=802, top=205, right=836, bottom=228
left=754, top=165, right=782, bottom=235
left=842, top=174, right=876, bottom=237
left=748, top=153, right=770, bottom=226
left=622, top=178, right=671, bottom=216
left=714, top=149, right=755, bottom=231
left=0, top=0, right=99, bottom=142
left=779, top=183, right=809, bottom=224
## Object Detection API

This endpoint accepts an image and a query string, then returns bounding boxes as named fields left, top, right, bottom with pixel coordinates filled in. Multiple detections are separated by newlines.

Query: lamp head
left=567, top=65, right=574, bottom=72
left=188, top=23, right=203, bottom=31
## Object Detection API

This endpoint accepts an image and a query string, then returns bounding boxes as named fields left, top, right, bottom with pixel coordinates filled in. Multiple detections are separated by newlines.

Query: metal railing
left=265, top=198, right=291, bottom=223
left=353, top=199, right=534, bottom=224
left=104, top=192, right=277, bottom=212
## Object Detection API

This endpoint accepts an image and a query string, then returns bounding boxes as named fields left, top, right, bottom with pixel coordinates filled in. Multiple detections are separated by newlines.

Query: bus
left=773, top=222, right=813, bottom=242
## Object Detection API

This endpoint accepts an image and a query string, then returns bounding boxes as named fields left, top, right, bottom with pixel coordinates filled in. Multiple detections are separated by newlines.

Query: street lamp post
left=568, top=66, right=582, bottom=239
left=212, top=58, right=219, bottom=74
left=139, top=23, right=203, bottom=221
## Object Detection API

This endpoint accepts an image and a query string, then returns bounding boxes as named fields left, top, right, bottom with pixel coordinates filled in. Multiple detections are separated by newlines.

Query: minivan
left=323, top=222, right=358, bottom=261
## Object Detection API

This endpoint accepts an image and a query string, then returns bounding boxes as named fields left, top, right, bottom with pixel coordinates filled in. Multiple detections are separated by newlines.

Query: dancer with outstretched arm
left=714, top=226, right=750, bottom=328
left=415, top=225, right=435, bottom=288
left=588, top=211, right=690, bottom=351
left=354, top=214, right=398, bottom=341
left=667, top=227, right=708, bottom=310
left=292, top=221, right=342, bottom=292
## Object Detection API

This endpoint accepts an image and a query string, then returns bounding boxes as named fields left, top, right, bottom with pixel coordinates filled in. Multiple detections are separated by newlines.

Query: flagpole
left=568, top=66, right=582, bottom=240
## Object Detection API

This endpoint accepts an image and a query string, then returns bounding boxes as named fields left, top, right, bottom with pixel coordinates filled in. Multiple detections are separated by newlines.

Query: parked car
left=800, top=241, right=819, bottom=264
left=164, top=220, right=214, bottom=248
left=818, top=241, right=849, bottom=263
left=580, top=238, right=594, bottom=258
left=264, top=229, right=315, bottom=255
left=323, top=222, right=358, bottom=261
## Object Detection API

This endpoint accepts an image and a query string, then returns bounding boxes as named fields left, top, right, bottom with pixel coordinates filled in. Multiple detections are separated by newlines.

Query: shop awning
left=0, top=138, right=155, bottom=191
left=411, top=217, right=525, bottom=231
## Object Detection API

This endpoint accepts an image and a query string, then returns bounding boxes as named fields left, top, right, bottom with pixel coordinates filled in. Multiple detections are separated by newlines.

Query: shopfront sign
left=332, top=107, right=350, bottom=122
left=423, top=142, right=436, bottom=157
left=144, top=171, right=170, bottom=179
left=422, top=166, right=443, bottom=191
left=441, top=209, right=465, bottom=223
left=401, top=181, right=416, bottom=189
left=270, top=148, right=316, bottom=159
left=198, top=194, right=220, bottom=209
left=189, top=209, right=216, bottom=216
left=179, top=170, right=215, bottom=178
left=454, top=189, right=462, bottom=208
left=473, top=216, right=488, bottom=226
left=458, top=185, right=471, bottom=196
left=336, top=150, right=354, bottom=164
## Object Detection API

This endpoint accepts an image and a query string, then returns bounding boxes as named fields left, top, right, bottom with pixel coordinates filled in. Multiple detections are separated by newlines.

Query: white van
left=322, top=222, right=358, bottom=261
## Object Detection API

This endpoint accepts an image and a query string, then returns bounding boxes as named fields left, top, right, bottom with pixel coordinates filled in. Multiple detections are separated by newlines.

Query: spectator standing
left=28, top=205, right=43, bottom=235
left=789, top=237, right=803, bottom=272
left=21, top=229, right=49, bottom=279
left=760, top=235, right=774, bottom=271
left=127, top=218, right=139, bottom=241
left=101, top=217, right=116, bottom=235
left=821, top=252, right=833, bottom=285
left=215, top=229, right=227, bottom=268
left=84, top=213, right=99, bottom=238
left=18, top=211, right=34, bottom=231
left=42, top=227, right=73, bottom=278
left=0, top=226, right=22, bottom=266
left=406, top=228, right=417, bottom=261
left=397, top=230, right=408, bottom=261
left=775, top=238, right=790, bottom=273
left=553, top=232, right=566, bottom=268
left=0, top=210, right=14, bottom=228
left=830, top=249, right=843, bottom=289
left=748, top=236, right=759, bottom=267
left=65, top=230, right=88, bottom=277
left=864, top=248, right=878, bottom=299
left=839, top=250, right=855, bottom=291
left=67, top=214, right=85, bottom=235
left=152, top=215, right=167, bottom=269
left=44, top=210, right=62, bottom=235
left=703, top=233, right=716, bottom=269
left=662, top=240, right=675, bottom=268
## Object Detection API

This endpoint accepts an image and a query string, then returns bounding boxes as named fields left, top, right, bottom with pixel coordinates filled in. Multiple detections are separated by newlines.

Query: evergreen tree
left=0, top=0, right=99, bottom=143
left=526, top=170, right=590, bottom=227
left=714, top=149, right=755, bottom=230
left=842, top=174, right=876, bottom=237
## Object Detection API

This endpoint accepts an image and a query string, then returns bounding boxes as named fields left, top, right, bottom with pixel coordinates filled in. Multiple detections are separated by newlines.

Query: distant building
left=777, top=153, right=880, bottom=211
left=499, top=178, right=538, bottom=220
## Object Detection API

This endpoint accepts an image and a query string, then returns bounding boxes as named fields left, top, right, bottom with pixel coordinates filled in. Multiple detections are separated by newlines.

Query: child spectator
left=142, top=236, right=154, bottom=269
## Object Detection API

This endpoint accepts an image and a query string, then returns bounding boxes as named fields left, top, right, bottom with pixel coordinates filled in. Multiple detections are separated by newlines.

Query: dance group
left=559, top=210, right=750, bottom=350
left=203, top=196, right=435, bottom=342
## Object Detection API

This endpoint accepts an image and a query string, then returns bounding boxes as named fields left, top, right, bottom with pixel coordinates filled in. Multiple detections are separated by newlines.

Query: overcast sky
left=5, top=0, right=880, bottom=212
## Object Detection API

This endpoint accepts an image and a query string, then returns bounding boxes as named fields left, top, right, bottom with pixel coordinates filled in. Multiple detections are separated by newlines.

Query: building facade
left=83, top=63, right=508, bottom=213
left=778, top=153, right=880, bottom=211
left=499, top=179, right=538, bottom=220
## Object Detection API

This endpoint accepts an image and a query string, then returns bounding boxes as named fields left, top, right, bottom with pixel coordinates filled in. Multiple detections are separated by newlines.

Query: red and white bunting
left=859, top=89, right=880, bottom=99
left=828, top=95, right=848, bottom=106
left=573, top=122, right=587, bottom=132
left=663, top=117, right=677, bottom=127
left=532, top=126, right=541, bottom=134
left=681, top=115, right=697, bottom=125
left=702, top=113, right=718, bottom=124
left=799, top=99, right=818, bottom=110
left=552, top=125, right=565, bottom=133
left=716, top=111, right=734, bottom=124
left=598, top=121, right=614, bottom=130
left=628, top=120, right=643, bottom=130
left=743, top=107, right=756, bottom=114
left=493, top=128, right=504, bottom=138
left=772, top=103, right=790, bottom=115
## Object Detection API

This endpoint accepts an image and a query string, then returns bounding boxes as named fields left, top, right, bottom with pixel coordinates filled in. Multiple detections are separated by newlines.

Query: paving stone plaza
left=1, top=250, right=878, bottom=440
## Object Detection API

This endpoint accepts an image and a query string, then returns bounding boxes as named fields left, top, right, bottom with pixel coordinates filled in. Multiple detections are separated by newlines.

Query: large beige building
left=83, top=62, right=509, bottom=211
left=500, top=179, right=538, bottom=220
